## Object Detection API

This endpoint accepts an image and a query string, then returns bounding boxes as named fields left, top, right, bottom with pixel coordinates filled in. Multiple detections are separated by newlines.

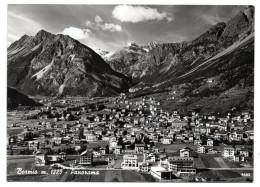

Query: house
left=100, top=147, right=106, bottom=155
left=152, top=146, right=160, bottom=153
left=109, top=141, right=118, bottom=150
left=222, top=147, right=235, bottom=158
left=47, top=155, right=64, bottom=163
left=79, top=150, right=93, bottom=166
left=180, top=147, right=190, bottom=157
left=28, top=141, right=38, bottom=151
left=85, top=133, right=97, bottom=141
left=194, top=140, right=202, bottom=145
left=207, top=148, right=218, bottom=154
left=52, top=137, right=62, bottom=145
left=139, top=163, right=149, bottom=173
left=121, top=155, right=139, bottom=170
left=73, top=140, right=82, bottom=151
left=59, top=152, right=66, bottom=161
left=35, top=151, right=47, bottom=166
left=135, top=144, right=145, bottom=153
left=239, top=148, right=249, bottom=157
left=114, top=145, right=122, bottom=154
left=207, top=139, right=214, bottom=146
left=232, top=155, right=245, bottom=162
left=162, top=137, right=172, bottom=144
left=197, top=145, right=206, bottom=154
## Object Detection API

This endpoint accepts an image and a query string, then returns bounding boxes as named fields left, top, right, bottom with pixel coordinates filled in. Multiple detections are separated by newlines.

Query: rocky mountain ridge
left=105, top=6, right=254, bottom=84
left=8, top=30, right=132, bottom=97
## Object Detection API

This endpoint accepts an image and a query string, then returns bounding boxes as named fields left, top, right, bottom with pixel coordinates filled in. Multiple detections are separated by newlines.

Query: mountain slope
left=124, top=6, right=254, bottom=114
left=7, top=87, right=43, bottom=109
left=129, top=6, right=254, bottom=90
left=7, top=30, right=132, bottom=97
left=105, top=41, right=158, bottom=77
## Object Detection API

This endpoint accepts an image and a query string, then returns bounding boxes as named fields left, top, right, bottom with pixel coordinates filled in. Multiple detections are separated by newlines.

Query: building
left=79, top=150, right=93, bottom=166
left=180, top=147, right=190, bottom=157
left=172, top=121, right=188, bottom=128
left=47, top=155, right=64, bottom=163
left=135, top=144, right=145, bottom=153
left=52, top=137, right=62, bottom=145
left=168, top=157, right=196, bottom=176
left=197, top=145, right=206, bottom=154
left=151, top=166, right=172, bottom=180
left=35, top=151, right=47, bottom=166
left=222, top=147, right=235, bottom=158
left=207, top=139, right=214, bottom=146
left=121, top=155, right=139, bottom=170
left=139, top=163, right=149, bottom=173
left=114, top=145, right=122, bottom=154
left=162, top=137, right=172, bottom=144
left=28, top=141, right=38, bottom=151
left=239, top=148, right=249, bottom=157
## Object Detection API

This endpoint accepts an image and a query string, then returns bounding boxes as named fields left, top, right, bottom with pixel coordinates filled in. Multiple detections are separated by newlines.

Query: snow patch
left=32, top=59, right=54, bottom=80
left=59, top=83, right=66, bottom=94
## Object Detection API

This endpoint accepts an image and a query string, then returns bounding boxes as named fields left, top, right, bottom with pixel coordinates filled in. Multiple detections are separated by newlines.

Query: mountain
left=7, top=30, right=132, bottom=97
left=105, top=41, right=158, bottom=77
left=7, top=87, right=43, bottom=109
left=94, top=49, right=114, bottom=59
left=125, top=6, right=254, bottom=113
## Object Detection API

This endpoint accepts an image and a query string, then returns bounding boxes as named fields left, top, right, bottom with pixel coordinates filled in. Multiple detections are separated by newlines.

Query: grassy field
left=214, top=157, right=229, bottom=168
left=198, top=170, right=238, bottom=179
left=65, top=170, right=154, bottom=182
left=199, top=155, right=221, bottom=168
left=7, top=128, right=24, bottom=136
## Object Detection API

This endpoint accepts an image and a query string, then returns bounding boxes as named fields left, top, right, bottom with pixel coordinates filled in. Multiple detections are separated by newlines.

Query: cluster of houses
left=7, top=95, right=253, bottom=180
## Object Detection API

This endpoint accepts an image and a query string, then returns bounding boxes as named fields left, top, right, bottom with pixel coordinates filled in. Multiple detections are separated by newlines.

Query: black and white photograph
left=4, top=0, right=256, bottom=183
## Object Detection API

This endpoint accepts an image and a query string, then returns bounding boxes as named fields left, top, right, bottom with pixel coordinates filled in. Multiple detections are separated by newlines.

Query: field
left=199, top=155, right=221, bottom=168
left=7, top=128, right=24, bottom=136
left=213, top=157, right=229, bottom=168
left=65, top=170, right=155, bottom=182
left=198, top=169, right=253, bottom=182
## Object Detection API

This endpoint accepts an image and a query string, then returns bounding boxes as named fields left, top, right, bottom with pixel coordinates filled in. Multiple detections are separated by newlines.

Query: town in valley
left=7, top=93, right=254, bottom=182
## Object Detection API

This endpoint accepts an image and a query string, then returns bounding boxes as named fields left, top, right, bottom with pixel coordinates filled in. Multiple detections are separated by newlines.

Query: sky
left=7, top=4, right=246, bottom=52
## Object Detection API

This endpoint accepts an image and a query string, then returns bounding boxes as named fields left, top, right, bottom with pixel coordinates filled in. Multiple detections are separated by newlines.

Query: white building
left=121, top=155, right=139, bottom=170
left=222, top=147, right=235, bottom=158
left=150, top=166, right=171, bottom=180
left=197, top=145, right=206, bottom=154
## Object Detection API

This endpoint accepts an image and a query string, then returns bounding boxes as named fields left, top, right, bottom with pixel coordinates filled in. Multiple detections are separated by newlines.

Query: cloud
left=200, top=14, right=221, bottom=25
left=95, top=15, right=103, bottom=23
left=100, top=23, right=122, bottom=32
left=60, top=27, right=91, bottom=40
left=112, top=5, right=174, bottom=23
left=85, top=15, right=122, bottom=32
left=85, top=20, right=94, bottom=27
